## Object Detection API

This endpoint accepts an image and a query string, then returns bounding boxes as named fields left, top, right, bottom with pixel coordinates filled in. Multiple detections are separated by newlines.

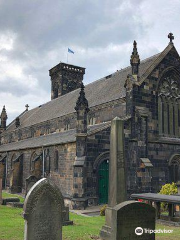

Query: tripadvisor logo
left=135, top=227, right=173, bottom=235
left=135, top=227, right=143, bottom=235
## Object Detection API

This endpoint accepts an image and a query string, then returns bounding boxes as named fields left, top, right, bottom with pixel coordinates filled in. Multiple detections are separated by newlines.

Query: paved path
left=70, top=205, right=103, bottom=217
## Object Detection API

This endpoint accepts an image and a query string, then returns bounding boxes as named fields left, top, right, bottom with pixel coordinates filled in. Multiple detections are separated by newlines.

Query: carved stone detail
left=24, top=178, right=64, bottom=217
left=159, top=75, right=180, bottom=98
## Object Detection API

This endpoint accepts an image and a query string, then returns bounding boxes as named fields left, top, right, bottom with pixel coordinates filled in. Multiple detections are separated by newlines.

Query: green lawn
left=0, top=205, right=104, bottom=240
left=0, top=204, right=180, bottom=240
left=2, top=192, right=24, bottom=203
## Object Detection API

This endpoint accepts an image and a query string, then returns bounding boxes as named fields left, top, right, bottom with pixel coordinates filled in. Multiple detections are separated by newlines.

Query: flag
left=68, top=48, right=74, bottom=54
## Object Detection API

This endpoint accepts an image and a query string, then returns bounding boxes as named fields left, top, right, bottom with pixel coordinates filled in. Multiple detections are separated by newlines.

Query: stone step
left=100, top=225, right=112, bottom=240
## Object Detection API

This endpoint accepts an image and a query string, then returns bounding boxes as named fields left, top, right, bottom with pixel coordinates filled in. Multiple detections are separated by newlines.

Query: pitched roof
left=5, top=52, right=160, bottom=132
left=0, top=122, right=111, bottom=152
left=137, top=43, right=176, bottom=86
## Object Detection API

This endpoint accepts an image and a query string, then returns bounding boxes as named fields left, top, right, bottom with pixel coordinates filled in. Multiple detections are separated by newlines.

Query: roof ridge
left=12, top=52, right=161, bottom=118
left=137, top=44, right=174, bottom=86
left=1, top=128, right=76, bottom=148
left=85, top=52, right=161, bottom=88
left=3, top=50, right=162, bottom=132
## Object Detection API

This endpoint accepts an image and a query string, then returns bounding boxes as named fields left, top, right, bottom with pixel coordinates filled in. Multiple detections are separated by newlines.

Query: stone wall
left=3, top=142, right=76, bottom=198
left=125, top=47, right=180, bottom=195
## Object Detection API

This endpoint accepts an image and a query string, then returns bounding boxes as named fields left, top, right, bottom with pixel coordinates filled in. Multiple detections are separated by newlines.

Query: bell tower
left=49, top=62, right=85, bottom=100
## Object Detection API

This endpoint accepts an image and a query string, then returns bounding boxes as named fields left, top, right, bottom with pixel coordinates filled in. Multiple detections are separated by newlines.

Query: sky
left=0, top=0, right=180, bottom=123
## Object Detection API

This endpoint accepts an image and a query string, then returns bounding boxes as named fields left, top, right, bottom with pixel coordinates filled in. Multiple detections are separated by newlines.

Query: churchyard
left=0, top=196, right=179, bottom=240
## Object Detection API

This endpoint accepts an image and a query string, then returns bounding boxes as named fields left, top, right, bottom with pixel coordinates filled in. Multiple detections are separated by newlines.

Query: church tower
left=49, top=62, right=85, bottom=100
left=0, top=106, right=7, bottom=131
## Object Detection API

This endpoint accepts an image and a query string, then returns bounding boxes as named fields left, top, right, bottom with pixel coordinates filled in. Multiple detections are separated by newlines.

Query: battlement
left=49, top=62, right=86, bottom=100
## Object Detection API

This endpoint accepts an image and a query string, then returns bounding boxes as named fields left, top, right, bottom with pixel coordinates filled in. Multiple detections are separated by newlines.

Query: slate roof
left=5, top=52, right=160, bottom=132
left=0, top=122, right=111, bottom=152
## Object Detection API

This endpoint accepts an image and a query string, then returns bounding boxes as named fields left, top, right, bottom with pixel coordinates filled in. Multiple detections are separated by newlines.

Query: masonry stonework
left=0, top=35, right=180, bottom=209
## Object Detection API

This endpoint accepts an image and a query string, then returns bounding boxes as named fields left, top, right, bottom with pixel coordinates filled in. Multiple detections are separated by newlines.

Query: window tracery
left=158, top=71, right=180, bottom=137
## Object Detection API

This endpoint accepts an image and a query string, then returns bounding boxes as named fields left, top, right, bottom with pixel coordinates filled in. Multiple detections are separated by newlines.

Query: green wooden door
left=98, top=160, right=109, bottom=204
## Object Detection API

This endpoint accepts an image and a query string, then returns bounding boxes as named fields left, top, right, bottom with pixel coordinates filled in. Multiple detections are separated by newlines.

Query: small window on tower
left=88, top=117, right=96, bottom=125
left=64, top=123, right=70, bottom=131
left=54, top=88, right=58, bottom=99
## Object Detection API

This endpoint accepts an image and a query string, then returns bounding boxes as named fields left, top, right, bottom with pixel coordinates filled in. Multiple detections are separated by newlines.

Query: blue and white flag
left=68, top=48, right=74, bottom=54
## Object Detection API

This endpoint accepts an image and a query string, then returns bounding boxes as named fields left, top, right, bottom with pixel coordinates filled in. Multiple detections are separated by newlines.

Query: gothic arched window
left=158, top=70, right=180, bottom=137
left=169, top=155, right=180, bottom=183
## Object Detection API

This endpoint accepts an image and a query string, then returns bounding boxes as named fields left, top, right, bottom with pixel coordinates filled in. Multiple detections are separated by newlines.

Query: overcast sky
left=0, top=0, right=180, bottom=123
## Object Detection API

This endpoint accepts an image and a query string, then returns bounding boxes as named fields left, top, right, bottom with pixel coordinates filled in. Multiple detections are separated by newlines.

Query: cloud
left=0, top=0, right=179, bottom=123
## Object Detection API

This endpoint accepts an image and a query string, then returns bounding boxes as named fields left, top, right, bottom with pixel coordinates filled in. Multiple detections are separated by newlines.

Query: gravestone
left=177, top=181, right=180, bottom=195
left=63, top=206, right=73, bottom=226
left=0, top=178, right=2, bottom=205
left=100, top=117, right=156, bottom=239
left=100, top=117, right=127, bottom=239
left=108, top=117, right=127, bottom=207
left=25, top=175, right=38, bottom=195
left=23, top=178, right=64, bottom=240
left=111, top=201, right=155, bottom=240
left=176, top=181, right=180, bottom=216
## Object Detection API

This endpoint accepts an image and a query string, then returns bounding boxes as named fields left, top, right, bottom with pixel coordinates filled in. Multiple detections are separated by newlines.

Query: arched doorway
left=169, top=154, right=180, bottom=183
left=0, top=155, right=6, bottom=189
left=98, top=159, right=109, bottom=204
left=10, top=154, right=23, bottom=193
left=30, top=152, right=43, bottom=179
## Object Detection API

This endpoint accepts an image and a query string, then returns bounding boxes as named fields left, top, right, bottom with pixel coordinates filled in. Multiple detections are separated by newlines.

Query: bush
left=159, top=182, right=178, bottom=211
left=100, top=204, right=107, bottom=216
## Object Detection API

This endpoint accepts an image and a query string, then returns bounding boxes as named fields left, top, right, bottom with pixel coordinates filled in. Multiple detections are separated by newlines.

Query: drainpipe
left=42, top=147, right=45, bottom=177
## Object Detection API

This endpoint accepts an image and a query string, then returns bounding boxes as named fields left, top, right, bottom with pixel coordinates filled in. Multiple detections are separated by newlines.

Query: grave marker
left=111, top=201, right=155, bottom=240
left=100, top=117, right=156, bottom=239
left=25, top=175, right=38, bottom=195
left=23, top=178, right=64, bottom=240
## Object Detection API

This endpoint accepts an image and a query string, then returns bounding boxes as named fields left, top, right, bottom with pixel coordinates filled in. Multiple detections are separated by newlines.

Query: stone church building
left=0, top=33, right=180, bottom=209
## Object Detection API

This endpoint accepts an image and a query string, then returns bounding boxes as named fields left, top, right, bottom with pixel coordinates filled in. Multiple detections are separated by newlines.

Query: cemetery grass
left=0, top=205, right=180, bottom=240
left=2, top=192, right=24, bottom=203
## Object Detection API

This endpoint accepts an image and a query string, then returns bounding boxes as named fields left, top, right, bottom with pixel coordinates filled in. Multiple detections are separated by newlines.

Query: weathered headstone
left=100, top=117, right=127, bottom=239
left=107, top=201, right=155, bottom=240
left=63, top=206, right=73, bottom=225
left=23, top=178, right=64, bottom=240
left=100, top=117, right=156, bottom=239
left=176, top=181, right=180, bottom=215
left=25, top=175, right=38, bottom=195
left=108, top=117, right=127, bottom=207
left=177, top=181, right=180, bottom=195
left=0, top=178, right=2, bottom=205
